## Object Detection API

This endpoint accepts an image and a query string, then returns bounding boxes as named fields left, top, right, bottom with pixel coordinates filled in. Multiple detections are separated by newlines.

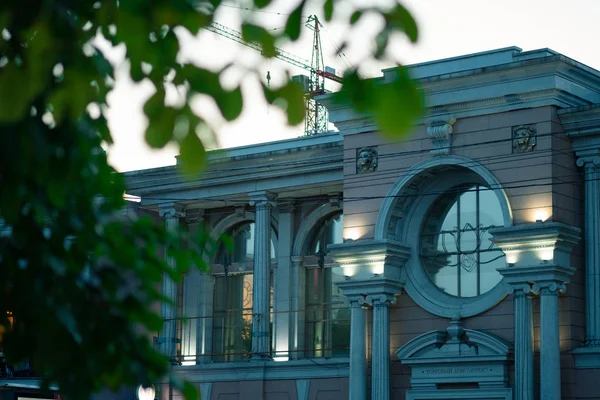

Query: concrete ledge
left=169, top=357, right=350, bottom=383
left=572, top=347, right=600, bottom=369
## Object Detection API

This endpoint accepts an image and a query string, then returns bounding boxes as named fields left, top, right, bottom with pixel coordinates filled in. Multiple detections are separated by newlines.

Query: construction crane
left=204, top=15, right=343, bottom=136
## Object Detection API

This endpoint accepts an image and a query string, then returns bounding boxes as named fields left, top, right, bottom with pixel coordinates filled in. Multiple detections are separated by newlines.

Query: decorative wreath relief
left=512, top=125, right=537, bottom=153
left=356, top=147, right=378, bottom=173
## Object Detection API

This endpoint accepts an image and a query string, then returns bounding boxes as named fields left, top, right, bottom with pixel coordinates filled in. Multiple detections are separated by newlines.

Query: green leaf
left=350, top=10, right=362, bottom=25
left=284, top=0, right=306, bottom=41
left=385, top=4, right=418, bottom=43
left=178, top=125, right=207, bottom=174
left=374, top=29, right=389, bottom=59
left=145, top=102, right=178, bottom=149
left=182, top=381, right=199, bottom=400
left=264, top=81, right=305, bottom=126
left=333, top=68, right=423, bottom=138
left=216, top=87, right=243, bottom=121
left=372, top=67, right=423, bottom=137
left=254, top=0, right=271, bottom=9
left=324, top=0, right=334, bottom=21
left=241, top=23, right=277, bottom=58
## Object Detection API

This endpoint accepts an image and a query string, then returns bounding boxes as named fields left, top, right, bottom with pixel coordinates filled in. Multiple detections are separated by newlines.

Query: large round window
left=420, top=184, right=505, bottom=298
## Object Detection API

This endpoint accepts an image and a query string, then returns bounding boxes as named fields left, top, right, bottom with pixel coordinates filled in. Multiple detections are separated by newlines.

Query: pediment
left=396, top=326, right=512, bottom=362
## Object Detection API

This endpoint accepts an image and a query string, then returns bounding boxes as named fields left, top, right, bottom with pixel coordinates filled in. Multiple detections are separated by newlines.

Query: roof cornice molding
left=321, top=56, right=600, bottom=136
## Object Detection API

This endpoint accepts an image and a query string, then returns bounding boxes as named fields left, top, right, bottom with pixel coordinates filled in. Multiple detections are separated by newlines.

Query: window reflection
left=305, top=213, right=350, bottom=358
left=212, top=222, right=275, bottom=361
left=420, top=185, right=505, bottom=298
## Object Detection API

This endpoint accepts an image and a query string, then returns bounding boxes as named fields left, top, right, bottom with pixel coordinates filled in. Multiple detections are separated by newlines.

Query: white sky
left=103, top=0, right=600, bottom=172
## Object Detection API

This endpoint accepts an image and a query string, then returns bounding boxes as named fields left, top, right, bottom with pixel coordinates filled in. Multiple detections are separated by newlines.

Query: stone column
left=577, top=156, right=600, bottom=345
left=181, top=210, right=204, bottom=365
left=249, top=191, right=274, bottom=360
left=368, top=294, right=395, bottom=400
left=158, top=204, right=186, bottom=363
left=539, top=283, right=565, bottom=400
left=274, top=202, right=294, bottom=361
left=348, top=295, right=367, bottom=400
left=509, top=284, right=536, bottom=400
left=290, top=256, right=305, bottom=360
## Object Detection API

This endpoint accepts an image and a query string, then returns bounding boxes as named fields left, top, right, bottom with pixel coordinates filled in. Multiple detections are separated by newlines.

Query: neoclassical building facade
left=123, top=47, right=600, bottom=400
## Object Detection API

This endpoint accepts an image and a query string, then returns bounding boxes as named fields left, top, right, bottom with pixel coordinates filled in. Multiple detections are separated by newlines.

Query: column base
left=573, top=346, right=600, bottom=369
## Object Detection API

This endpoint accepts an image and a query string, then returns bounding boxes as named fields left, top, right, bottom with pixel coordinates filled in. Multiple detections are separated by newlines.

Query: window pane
left=213, top=274, right=253, bottom=362
left=420, top=184, right=505, bottom=298
left=217, top=222, right=276, bottom=264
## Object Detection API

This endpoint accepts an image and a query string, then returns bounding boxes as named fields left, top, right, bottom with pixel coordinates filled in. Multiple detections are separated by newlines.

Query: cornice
left=126, top=156, right=343, bottom=198
left=321, top=55, right=600, bottom=136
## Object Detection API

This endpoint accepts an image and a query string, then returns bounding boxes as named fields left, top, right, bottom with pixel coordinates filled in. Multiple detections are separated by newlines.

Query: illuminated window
left=304, top=214, right=349, bottom=358
left=212, top=222, right=275, bottom=362
left=420, top=184, right=505, bottom=298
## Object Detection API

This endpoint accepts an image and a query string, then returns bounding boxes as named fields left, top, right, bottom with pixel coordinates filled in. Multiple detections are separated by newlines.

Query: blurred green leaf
left=217, top=87, right=243, bottom=121
left=241, top=23, right=277, bottom=58
left=324, top=0, right=334, bottom=21
left=254, top=0, right=271, bottom=9
left=284, top=0, right=306, bottom=41
left=178, top=125, right=207, bottom=174
left=263, top=81, right=305, bottom=126
left=385, top=4, right=418, bottom=43
left=350, top=10, right=362, bottom=24
left=144, top=91, right=179, bottom=148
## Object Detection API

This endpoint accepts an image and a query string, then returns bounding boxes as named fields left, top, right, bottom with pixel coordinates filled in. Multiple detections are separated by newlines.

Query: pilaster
left=491, top=222, right=580, bottom=400
left=158, top=203, right=186, bottom=363
left=366, top=293, right=398, bottom=400
left=537, top=282, right=566, bottom=400
left=181, top=209, right=205, bottom=365
left=274, top=201, right=294, bottom=361
left=290, top=256, right=305, bottom=360
left=508, top=284, right=536, bottom=400
left=577, top=155, right=600, bottom=346
left=249, top=191, right=275, bottom=361
left=560, top=106, right=600, bottom=367
left=343, top=293, right=367, bottom=400
left=329, top=239, right=410, bottom=400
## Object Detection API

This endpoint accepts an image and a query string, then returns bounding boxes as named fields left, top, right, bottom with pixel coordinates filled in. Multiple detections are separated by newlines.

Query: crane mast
left=204, top=16, right=341, bottom=136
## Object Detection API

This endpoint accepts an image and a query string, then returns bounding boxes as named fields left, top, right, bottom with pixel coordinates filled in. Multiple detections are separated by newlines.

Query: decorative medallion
left=512, top=125, right=536, bottom=153
left=356, top=147, right=378, bottom=173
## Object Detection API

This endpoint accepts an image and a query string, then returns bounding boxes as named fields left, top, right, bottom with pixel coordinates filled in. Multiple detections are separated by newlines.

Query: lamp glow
left=505, top=251, right=519, bottom=265
left=533, top=209, right=549, bottom=223
left=343, top=228, right=361, bottom=241
left=136, top=385, right=155, bottom=400
left=537, top=247, right=554, bottom=262
left=372, top=261, right=384, bottom=275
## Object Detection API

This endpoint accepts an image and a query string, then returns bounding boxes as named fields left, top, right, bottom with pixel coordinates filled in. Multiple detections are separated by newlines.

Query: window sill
left=170, top=357, right=350, bottom=383
left=572, top=346, right=600, bottom=369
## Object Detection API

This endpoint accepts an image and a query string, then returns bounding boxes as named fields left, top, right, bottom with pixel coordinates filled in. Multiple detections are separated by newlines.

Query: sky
left=102, top=0, right=600, bottom=172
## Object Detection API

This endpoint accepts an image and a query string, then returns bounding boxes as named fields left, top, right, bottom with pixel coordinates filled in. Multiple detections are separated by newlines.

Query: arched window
left=304, top=213, right=350, bottom=358
left=420, top=184, right=505, bottom=297
left=377, top=157, right=513, bottom=318
left=212, top=222, right=276, bottom=362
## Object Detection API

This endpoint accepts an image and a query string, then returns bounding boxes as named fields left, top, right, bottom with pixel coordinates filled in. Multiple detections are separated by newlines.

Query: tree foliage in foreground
left=0, top=0, right=422, bottom=398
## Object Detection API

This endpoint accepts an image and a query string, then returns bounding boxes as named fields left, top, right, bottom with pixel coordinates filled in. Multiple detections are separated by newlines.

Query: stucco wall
left=342, top=105, right=592, bottom=397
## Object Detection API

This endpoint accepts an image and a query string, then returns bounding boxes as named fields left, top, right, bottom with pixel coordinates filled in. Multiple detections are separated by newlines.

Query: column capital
left=158, top=203, right=186, bottom=219
left=506, top=282, right=539, bottom=296
left=576, top=155, right=600, bottom=168
left=249, top=191, right=276, bottom=207
left=535, top=282, right=567, bottom=295
left=365, top=293, right=397, bottom=306
left=344, top=295, right=368, bottom=307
